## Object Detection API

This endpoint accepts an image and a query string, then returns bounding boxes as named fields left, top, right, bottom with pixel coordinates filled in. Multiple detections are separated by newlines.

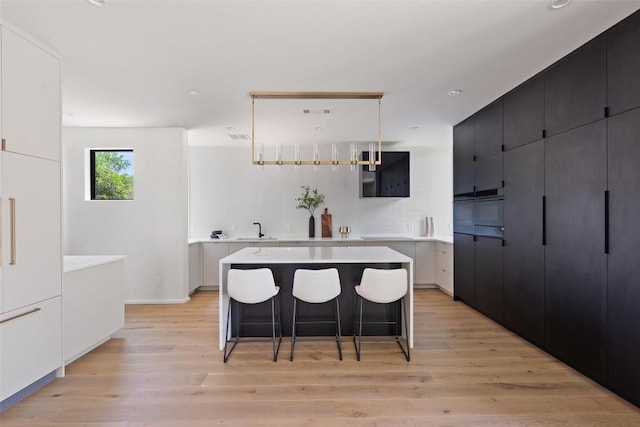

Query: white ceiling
left=1, top=0, right=639, bottom=147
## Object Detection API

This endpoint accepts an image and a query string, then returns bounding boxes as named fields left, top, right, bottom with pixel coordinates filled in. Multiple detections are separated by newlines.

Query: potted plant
left=296, top=185, right=325, bottom=238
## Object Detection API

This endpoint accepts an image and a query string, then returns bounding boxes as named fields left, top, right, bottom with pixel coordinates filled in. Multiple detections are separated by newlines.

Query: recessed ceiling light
left=87, top=0, right=106, bottom=6
left=548, top=0, right=572, bottom=10
left=409, top=126, right=419, bottom=131
left=226, top=126, right=235, bottom=131
left=314, top=127, right=322, bottom=131
left=448, top=89, right=462, bottom=96
left=188, top=90, right=202, bottom=96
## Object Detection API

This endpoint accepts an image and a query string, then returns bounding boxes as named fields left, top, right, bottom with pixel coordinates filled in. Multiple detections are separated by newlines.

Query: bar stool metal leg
left=335, top=297, right=343, bottom=360
left=290, top=298, right=298, bottom=361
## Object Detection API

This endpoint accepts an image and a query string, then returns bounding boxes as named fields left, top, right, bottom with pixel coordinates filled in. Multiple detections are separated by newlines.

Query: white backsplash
left=188, top=145, right=452, bottom=239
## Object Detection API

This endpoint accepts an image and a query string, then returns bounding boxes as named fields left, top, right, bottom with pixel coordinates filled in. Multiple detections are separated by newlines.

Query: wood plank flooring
left=2, top=289, right=640, bottom=426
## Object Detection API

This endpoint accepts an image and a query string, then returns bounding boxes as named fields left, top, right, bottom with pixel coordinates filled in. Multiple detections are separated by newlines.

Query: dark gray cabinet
left=453, top=117, right=474, bottom=165
left=475, top=153, right=502, bottom=193
left=504, top=76, right=544, bottom=150
left=545, top=37, right=606, bottom=137
left=453, top=162, right=474, bottom=196
left=453, top=118, right=475, bottom=195
left=544, top=120, right=607, bottom=383
left=453, top=233, right=475, bottom=306
left=503, top=140, right=545, bottom=346
left=475, top=236, right=503, bottom=323
left=607, top=108, right=640, bottom=407
left=474, top=100, right=503, bottom=158
left=607, top=12, right=640, bottom=116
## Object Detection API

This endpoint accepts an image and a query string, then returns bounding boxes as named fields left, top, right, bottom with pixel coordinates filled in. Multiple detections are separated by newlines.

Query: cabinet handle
left=10, top=197, right=16, bottom=265
left=1, top=138, right=5, bottom=151
left=0, top=307, right=41, bottom=325
left=604, top=191, right=609, bottom=254
left=542, top=196, right=546, bottom=246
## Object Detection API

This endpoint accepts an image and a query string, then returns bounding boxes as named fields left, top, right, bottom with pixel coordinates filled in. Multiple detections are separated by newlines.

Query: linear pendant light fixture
left=250, top=91, right=383, bottom=168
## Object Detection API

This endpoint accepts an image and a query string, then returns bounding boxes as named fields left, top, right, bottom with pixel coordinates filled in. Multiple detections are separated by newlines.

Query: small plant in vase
left=296, top=185, right=325, bottom=238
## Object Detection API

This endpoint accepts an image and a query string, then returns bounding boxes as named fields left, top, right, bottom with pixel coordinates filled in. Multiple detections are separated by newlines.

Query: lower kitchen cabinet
left=435, top=242, right=453, bottom=295
left=545, top=120, right=607, bottom=382
left=188, top=243, right=202, bottom=294
left=0, top=296, right=62, bottom=403
left=415, top=241, right=435, bottom=285
left=607, top=107, right=640, bottom=406
left=202, top=243, right=230, bottom=288
left=474, top=236, right=503, bottom=323
left=454, top=233, right=475, bottom=305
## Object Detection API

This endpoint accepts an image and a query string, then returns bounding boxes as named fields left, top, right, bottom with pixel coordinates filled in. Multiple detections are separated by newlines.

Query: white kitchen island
left=218, top=246, right=413, bottom=350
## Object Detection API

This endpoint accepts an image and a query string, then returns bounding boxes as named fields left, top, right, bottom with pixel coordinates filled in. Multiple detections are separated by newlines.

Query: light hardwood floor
left=2, top=289, right=640, bottom=426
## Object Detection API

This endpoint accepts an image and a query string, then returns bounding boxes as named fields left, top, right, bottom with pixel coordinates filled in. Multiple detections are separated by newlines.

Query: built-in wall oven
left=474, top=198, right=503, bottom=238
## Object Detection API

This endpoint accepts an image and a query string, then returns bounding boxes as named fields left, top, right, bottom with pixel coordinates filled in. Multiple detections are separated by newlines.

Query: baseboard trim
left=125, top=297, right=190, bottom=305
left=0, top=371, right=57, bottom=413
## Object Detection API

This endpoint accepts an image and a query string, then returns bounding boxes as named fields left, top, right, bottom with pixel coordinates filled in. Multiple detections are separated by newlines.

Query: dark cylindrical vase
left=309, top=215, right=315, bottom=238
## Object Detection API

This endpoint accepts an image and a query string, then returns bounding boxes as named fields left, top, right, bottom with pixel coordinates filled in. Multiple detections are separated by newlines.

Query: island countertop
left=220, top=245, right=413, bottom=265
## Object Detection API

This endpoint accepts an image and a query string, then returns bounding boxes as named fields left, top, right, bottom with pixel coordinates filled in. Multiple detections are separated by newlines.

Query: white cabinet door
left=415, top=242, right=435, bottom=284
left=1, top=26, right=61, bottom=161
left=202, top=243, right=229, bottom=287
left=0, top=296, right=62, bottom=401
left=188, top=243, right=202, bottom=294
left=1, top=152, right=61, bottom=313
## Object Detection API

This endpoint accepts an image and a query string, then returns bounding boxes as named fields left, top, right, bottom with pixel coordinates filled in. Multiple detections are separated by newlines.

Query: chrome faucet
left=253, top=222, right=264, bottom=238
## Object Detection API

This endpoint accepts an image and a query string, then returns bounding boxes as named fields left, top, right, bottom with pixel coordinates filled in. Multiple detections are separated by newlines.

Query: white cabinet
left=415, top=242, right=435, bottom=285
left=202, top=243, right=229, bottom=288
left=1, top=152, right=61, bottom=313
left=0, top=23, right=62, bottom=408
left=0, top=296, right=62, bottom=402
left=435, top=241, right=453, bottom=296
left=1, top=26, right=61, bottom=161
left=188, top=243, right=202, bottom=294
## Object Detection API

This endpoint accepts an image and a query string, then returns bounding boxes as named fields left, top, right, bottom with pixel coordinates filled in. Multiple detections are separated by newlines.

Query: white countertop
left=64, top=255, right=126, bottom=273
left=190, top=235, right=453, bottom=245
left=220, top=246, right=413, bottom=265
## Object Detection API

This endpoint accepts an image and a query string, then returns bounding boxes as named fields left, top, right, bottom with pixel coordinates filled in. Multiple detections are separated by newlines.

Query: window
left=90, top=149, right=134, bottom=200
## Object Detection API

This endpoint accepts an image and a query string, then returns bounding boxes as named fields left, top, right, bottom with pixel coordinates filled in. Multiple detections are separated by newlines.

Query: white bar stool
left=290, top=268, right=342, bottom=361
left=353, top=268, right=410, bottom=361
left=224, top=268, right=282, bottom=362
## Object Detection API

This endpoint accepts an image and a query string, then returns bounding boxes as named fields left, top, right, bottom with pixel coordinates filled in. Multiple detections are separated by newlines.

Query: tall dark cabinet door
left=503, top=140, right=545, bottom=346
left=607, top=108, right=640, bottom=407
left=453, top=117, right=474, bottom=165
left=475, top=100, right=503, bottom=158
left=504, top=76, right=544, bottom=150
left=544, top=120, right=607, bottom=382
left=545, top=37, right=606, bottom=137
left=607, top=11, right=640, bottom=116
left=454, top=233, right=475, bottom=306
left=475, top=100, right=504, bottom=192
left=475, top=237, right=503, bottom=323
left=453, top=118, right=475, bottom=195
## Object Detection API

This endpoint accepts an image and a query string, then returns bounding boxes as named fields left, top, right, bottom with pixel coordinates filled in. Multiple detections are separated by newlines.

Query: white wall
left=189, top=145, right=452, bottom=239
left=63, top=127, right=189, bottom=303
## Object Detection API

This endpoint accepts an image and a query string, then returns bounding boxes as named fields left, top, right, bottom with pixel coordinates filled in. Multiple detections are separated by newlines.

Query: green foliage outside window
left=93, top=151, right=134, bottom=200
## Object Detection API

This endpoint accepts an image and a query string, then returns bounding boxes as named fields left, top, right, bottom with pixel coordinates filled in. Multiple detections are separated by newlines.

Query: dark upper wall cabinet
left=453, top=117, right=474, bottom=165
left=607, top=108, right=640, bottom=407
left=607, top=12, right=640, bottom=116
left=544, top=36, right=606, bottom=137
left=504, top=75, right=544, bottom=150
left=475, top=153, right=503, bottom=193
left=453, top=162, right=474, bottom=196
left=503, top=140, right=545, bottom=347
left=474, top=100, right=503, bottom=158
left=544, top=120, right=607, bottom=383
